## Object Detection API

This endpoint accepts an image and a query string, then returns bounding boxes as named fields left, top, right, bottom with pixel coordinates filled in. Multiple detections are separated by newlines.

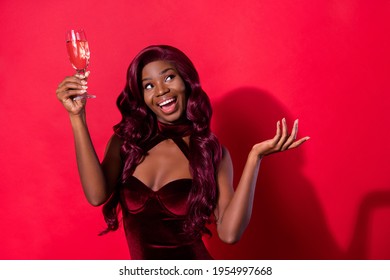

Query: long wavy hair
left=102, top=45, right=222, bottom=238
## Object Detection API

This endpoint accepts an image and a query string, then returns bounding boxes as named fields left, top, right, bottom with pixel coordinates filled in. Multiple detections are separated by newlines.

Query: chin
left=157, top=113, right=185, bottom=124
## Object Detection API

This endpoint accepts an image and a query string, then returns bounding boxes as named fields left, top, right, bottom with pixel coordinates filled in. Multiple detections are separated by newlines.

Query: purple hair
left=102, top=45, right=222, bottom=238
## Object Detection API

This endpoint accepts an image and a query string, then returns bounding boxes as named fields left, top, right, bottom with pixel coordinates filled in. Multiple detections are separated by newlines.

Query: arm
left=56, top=73, right=122, bottom=206
left=214, top=118, right=310, bottom=244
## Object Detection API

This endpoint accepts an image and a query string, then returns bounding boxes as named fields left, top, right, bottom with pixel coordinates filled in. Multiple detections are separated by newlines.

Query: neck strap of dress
left=157, top=120, right=193, bottom=138
left=142, top=121, right=192, bottom=159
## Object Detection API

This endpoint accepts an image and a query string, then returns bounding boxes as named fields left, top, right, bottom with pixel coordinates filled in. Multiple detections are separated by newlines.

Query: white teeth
left=158, top=98, right=175, bottom=107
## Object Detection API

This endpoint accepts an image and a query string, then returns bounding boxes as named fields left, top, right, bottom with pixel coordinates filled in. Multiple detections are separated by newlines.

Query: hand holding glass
left=66, top=29, right=96, bottom=101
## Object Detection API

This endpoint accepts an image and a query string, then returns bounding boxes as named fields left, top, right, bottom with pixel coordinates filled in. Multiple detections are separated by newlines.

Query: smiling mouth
left=157, top=97, right=177, bottom=114
left=158, top=97, right=176, bottom=108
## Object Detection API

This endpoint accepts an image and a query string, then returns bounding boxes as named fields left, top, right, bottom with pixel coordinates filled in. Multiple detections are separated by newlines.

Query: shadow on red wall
left=206, top=87, right=376, bottom=259
left=346, top=190, right=390, bottom=260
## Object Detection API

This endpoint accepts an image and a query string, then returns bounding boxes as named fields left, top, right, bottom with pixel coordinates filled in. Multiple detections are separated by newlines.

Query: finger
left=288, top=136, right=310, bottom=149
left=56, top=87, right=87, bottom=102
left=270, top=120, right=282, bottom=146
left=281, top=118, right=288, bottom=139
left=75, top=70, right=90, bottom=80
left=58, top=89, right=87, bottom=103
left=59, top=81, right=88, bottom=90
left=275, top=118, right=288, bottom=150
left=57, top=81, right=87, bottom=101
left=281, top=119, right=299, bottom=150
left=58, top=75, right=85, bottom=88
left=56, top=81, right=88, bottom=97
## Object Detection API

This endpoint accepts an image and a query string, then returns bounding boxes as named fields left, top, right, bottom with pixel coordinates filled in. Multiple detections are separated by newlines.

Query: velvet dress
left=118, top=126, right=213, bottom=260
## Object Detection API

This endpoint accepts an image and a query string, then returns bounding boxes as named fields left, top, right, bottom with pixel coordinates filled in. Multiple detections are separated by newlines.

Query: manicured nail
left=82, top=86, right=88, bottom=89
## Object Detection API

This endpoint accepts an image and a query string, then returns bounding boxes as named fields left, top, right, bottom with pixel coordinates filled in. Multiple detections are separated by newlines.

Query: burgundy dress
left=118, top=133, right=213, bottom=260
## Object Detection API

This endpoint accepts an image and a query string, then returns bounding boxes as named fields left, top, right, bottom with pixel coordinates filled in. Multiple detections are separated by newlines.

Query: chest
left=132, top=138, right=192, bottom=191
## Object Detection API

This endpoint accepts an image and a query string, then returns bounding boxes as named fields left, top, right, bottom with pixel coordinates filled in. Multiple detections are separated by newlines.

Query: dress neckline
left=125, top=175, right=192, bottom=193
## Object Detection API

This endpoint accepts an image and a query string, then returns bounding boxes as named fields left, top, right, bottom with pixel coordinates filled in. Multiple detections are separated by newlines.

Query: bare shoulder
left=102, top=133, right=123, bottom=166
left=222, top=146, right=230, bottom=157
left=217, top=145, right=234, bottom=189
left=102, top=134, right=123, bottom=191
left=108, top=133, right=123, bottom=147
left=215, top=146, right=234, bottom=219
left=219, top=146, right=233, bottom=172
left=104, top=134, right=123, bottom=155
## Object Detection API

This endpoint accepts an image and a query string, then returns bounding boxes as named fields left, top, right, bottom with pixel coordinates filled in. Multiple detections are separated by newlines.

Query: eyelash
left=166, top=74, right=175, bottom=81
left=144, top=74, right=175, bottom=90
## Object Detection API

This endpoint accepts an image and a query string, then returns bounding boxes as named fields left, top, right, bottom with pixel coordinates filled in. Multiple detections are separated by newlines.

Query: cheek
left=180, top=80, right=186, bottom=92
left=143, top=95, right=154, bottom=110
left=143, top=91, right=151, bottom=104
left=178, top=81, right=187, bottom=100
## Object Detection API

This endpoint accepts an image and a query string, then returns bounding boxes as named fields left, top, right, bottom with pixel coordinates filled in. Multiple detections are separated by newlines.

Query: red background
left=1, top=0, right=389, bottom=259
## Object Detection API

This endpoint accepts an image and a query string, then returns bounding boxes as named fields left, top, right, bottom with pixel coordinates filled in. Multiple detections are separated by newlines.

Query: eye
left=165, top=74, right=175, bottom=82
left=144, top=83, right=153, bottom=90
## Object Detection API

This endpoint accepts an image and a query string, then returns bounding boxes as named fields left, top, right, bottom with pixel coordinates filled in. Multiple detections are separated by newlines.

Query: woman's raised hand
left=55, top=71, right=89, bottom=115
left=252, top=118, right=310, bottom=158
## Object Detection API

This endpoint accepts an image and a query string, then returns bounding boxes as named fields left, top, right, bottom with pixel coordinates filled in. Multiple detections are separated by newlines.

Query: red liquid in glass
left=66, top=40, right=90, bottom=71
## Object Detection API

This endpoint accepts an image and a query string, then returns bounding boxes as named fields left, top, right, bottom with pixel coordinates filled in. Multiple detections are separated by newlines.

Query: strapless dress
left=118, top=134, right=213, bottom=260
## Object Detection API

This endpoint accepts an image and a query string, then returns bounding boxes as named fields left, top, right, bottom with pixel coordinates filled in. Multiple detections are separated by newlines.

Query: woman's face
left=142, top=60, right=187, bottom=124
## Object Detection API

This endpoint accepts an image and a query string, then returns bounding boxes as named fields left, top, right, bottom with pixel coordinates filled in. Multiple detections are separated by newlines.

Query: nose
left=156, top=82, right=169, bottom=96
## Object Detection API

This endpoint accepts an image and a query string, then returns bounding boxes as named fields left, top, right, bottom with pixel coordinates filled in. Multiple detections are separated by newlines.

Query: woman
left=56, top=45, right=309, bottom=259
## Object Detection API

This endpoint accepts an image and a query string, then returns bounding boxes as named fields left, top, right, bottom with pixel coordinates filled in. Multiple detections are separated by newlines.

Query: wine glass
left=66, top=29, right=96, bottom=101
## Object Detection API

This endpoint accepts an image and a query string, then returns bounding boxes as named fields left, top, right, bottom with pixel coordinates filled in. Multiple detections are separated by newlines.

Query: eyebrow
left=141, top=67, right=176, bottom=82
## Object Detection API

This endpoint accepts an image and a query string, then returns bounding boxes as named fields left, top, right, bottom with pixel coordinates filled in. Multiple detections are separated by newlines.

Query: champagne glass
left=66, top=29, right=96, bottom=101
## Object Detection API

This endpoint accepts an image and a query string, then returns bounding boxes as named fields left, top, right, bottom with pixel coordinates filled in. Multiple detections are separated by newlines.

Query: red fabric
left=119, top=129, right=212, bottom=259
left=157, top=120, right=193, bottom=138
left=120, top=177, right=212, bottom=259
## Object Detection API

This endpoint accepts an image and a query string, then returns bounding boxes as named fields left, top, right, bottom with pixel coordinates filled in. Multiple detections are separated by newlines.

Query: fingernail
left=81, top=80, right=87, bottom=85
left=81, top=89, right=86, bottom=93
left=82, top=86, right=88, bottom=89
left=85, top=71, right=90, bottom=77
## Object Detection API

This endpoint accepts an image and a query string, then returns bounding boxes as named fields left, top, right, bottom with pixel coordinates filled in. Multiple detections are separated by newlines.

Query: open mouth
left=157, top=97, right=177, bottom=113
